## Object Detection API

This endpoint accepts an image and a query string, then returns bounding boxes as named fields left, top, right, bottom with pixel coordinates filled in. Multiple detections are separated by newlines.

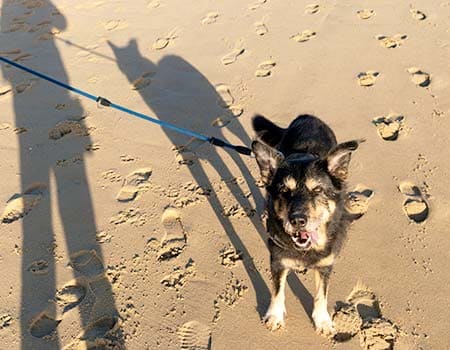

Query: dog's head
left=252, top=139, right=362, bottom=251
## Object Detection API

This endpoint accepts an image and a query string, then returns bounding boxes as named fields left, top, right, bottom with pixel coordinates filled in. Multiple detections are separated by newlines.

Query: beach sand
left=1, top=0, right=450, bottom=349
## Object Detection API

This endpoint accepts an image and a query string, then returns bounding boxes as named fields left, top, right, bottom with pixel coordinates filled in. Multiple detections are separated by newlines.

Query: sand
left=0, top=0, right=450, bottom=349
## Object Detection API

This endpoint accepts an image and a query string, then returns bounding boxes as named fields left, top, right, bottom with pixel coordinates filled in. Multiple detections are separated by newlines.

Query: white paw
left=313, top=309, right=335, bottom=337
left=263, top=306, right=286, bottom=331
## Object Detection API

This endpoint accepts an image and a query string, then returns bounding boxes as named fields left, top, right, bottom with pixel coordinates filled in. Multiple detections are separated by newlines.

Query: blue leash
left=0, top=56, right=252, bottom=156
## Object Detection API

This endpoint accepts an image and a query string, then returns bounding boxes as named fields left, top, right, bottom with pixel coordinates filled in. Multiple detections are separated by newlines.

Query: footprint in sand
left=407, top=67, right=431, bottom=87
left=333, top=303, right=362, bottom=341
left=305, top=4, right=320, bottom=14
left=152, top=28, right=179, bottom=50
left=85, top=143, right=100, bottom=152
left=29, top=312, right=61, bottom=339
left=248, top=0, right=267, bottom=10
left=55, top=279, right=87, bottom=313
left=410, top=8, right=426, bottom=21
left=158, top=208, right=186, bottom=261
left=357, top=71, right=379, bottom=87
left=160, top=259, right=195, bottom=289
left=291, top=30, right=316, bottom=42
left=255, top=59, right=276, bottom=77
left=219, top=246, right=242, bottom=268
left=357, top=9, right=375, bottom=20
left=346, top=186, right=374, bottom=218
left=80, top=316, right=120, bottom=342
left=0, top=83, right=12, bottom=96
left=102, top=169, right=123, bottom=182
left=69, top=250, right=105, bottom=278
left=8, top=53, right=32, bottom=63
left=372, top=114, right=405, bottom=141
left=14, top=127, right=28, bottom=134
left=376, top=34, right=408, bottom=49
left=360, top=318, right=399, bottom=350
left=201, top=12, right=219, bottom=25
left=333, top=282, right=398, bottom=346
left=212, top=116, right=233, bottom=128
left=27, top=260, right=49, bottom=275
left=131, top=71, right=155, bottom=90
left=221, top=40, right=245, bottom=65
left=399, top=182, right=429, bottom=223
left=1, top=183, right=46, bottom=223
left=222, top=204, right=256, bottom=218
left=116, top=167, right=152, bottom=202
left=178, top=321, right=211, bottom=350
left=212, top=106, right=244, bottom=128
left=102, top=19, right=128, bottom=32
left=0, top=48, right=22, bottom=55
left=48, top=120, right=90, bottom=140
left=346, top=283, right=381, bottom=321
left=0, top=314, right=12, bottom=329
left=110, top=208, right=146, bottom=226
left=147, top=0, right=161, bottom=8
left=215, top=84, right=234, bottom=107
left=15, top=80, right=36, bottom=94
left=254, top=17, right=268, bottom=36
left=173, top=145, right=198, bottom=165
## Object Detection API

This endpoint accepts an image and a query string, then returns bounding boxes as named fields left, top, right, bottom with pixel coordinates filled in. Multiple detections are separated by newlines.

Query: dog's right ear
left=252, top=140, right=285, bottom=185
left=252, top=115, right=285, bottom=147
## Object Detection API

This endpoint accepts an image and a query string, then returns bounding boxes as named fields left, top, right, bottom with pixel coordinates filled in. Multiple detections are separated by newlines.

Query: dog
left=251, top=114, right=363, bottom=335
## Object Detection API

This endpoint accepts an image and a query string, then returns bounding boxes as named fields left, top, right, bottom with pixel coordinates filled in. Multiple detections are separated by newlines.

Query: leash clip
left=96, top=96, right=111, bottom=109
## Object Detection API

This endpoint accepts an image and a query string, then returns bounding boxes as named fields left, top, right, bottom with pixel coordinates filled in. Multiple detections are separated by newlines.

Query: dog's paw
left=313, top=310, right=335, bottom=337
left=263, top=312, right=285, bottom=331
left=263, top=304, right=286, bottom=331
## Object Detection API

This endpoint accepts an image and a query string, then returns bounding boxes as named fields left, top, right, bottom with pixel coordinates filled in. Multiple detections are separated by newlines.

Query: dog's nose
left=290, top=213, right=307, bottom=227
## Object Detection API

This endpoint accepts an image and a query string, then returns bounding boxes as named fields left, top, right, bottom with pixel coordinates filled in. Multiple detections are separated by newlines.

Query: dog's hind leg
left=312, top=266, right=335, bottom=336
left=263, top=262, right=288, bottom=331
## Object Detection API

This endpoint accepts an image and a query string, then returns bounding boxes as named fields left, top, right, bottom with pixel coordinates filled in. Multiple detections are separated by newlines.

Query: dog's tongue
left=300, top=231, right=309, bottom=240
left=301, top=231, right=318, bottom=244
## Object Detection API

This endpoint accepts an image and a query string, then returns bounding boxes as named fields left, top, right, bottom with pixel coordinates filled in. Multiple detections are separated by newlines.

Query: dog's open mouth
left=292, top=231, right=318, bottom=249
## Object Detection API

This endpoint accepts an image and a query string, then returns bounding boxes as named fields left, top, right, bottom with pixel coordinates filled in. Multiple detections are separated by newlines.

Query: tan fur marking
left=315, top=254, right=335, bottom=267
left=305, top=177, right=319, bottom=191
left=281, top=258, right=305, bottom=270
left=311, top=199, right=336, bottom=250
left=284, top=176, right=297, bottom=191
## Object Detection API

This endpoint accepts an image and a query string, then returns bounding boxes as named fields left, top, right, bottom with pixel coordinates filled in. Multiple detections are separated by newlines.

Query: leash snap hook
left=96, top=96, right=111, bottom=109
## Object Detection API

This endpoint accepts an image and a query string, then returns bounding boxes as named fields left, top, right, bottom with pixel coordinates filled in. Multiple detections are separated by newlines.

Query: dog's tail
left=252, top=114, right=285, bottom=147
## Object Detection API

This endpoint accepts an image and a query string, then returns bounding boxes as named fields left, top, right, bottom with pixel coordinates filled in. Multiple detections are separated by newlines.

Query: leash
left=0, top=56, right=252, bottom=156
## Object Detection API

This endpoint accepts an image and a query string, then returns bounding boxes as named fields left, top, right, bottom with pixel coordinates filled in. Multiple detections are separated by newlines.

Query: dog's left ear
left=327, top=139, right=365, bottom=181
left=252, top=140, right=285, bottom=185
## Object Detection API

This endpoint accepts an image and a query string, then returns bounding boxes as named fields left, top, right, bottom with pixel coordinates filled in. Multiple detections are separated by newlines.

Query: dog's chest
left=280, top=257, right=307, bottom=272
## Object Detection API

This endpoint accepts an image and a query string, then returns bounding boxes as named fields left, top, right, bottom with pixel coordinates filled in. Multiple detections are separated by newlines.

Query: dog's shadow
left=108, top=39, right=314, bottom=319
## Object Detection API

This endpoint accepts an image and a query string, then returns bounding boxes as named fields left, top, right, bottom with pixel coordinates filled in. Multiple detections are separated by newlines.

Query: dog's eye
left=312, top=185, right=323, bottom=194
left=279, top=185, right=290, bottom=193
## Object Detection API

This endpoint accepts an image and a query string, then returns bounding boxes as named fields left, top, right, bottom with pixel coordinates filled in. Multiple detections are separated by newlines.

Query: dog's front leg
left=312, top=266, right=335, bottom=336
left=264, top=261, right=288, bottom=331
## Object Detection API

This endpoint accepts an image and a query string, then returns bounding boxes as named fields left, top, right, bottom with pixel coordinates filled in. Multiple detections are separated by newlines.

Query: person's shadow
left=1, top=2, right=122, bottom=349
left=108, top=39, right=314, bottom=319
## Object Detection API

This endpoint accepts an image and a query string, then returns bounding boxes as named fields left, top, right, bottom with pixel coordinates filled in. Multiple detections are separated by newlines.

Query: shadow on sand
left=1, top=1, right=123, bottom=349
left=108, top=39, right=314, bottom=320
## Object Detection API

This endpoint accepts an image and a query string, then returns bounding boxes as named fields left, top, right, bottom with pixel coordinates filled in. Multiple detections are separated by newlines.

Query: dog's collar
left=268, top=235, right=291, bottom=250
left=285, top=153, right=318, bottom=163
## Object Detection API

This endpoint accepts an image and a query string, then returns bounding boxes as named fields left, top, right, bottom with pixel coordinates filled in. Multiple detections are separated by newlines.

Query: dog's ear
left=252, top=115, right=285, bottom=147
left=326, top=139, right=365, bottom=181
left=252, top=140, right=284, bottom=185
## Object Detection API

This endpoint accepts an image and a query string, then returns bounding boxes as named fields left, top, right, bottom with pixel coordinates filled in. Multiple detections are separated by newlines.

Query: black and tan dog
left=251, top=114, right=363, bottom=335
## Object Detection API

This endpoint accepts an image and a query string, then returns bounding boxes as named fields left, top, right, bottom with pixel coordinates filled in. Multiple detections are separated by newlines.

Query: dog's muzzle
left=292, top=231, right=318, bottom=249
